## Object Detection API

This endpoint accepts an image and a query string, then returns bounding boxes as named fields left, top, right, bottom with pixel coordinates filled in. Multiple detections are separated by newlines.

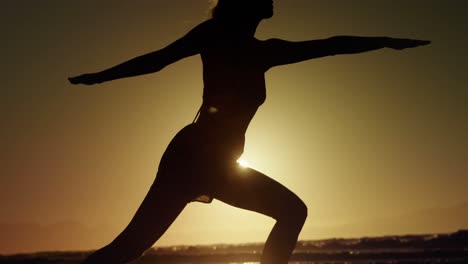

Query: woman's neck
left=218, top=17, right=261, bottom=38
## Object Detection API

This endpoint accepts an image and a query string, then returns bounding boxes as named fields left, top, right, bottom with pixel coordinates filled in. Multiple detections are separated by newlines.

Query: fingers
left=388, top=38, right=431, bottom=50
left=419, top=40, right=431, bottom=46
left=68, top=75, right=85, bottom=85
left=408, top=39, right=431, bottom=48
left=68, top=77, right=80, bottom=84
left=67, top=74, right=98, bottom=85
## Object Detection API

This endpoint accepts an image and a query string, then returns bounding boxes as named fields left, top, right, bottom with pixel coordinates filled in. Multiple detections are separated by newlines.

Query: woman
left=69, top=0, right=430, bottom=263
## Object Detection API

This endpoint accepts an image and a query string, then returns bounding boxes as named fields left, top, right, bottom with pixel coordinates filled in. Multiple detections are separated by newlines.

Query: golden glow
left=2, top=0, right=467, bottom=255
left=237, top=159, right=251, bottom=168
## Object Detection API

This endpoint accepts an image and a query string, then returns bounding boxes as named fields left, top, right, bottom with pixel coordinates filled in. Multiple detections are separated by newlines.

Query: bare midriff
left=196, top=94, right=260, bottom=137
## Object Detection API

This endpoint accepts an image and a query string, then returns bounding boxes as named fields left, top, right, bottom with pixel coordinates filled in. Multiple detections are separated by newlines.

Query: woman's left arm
left=262, top=36, right=430, bottom=69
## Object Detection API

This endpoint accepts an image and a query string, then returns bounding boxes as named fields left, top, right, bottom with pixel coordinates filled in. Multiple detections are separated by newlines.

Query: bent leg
left=212, top=165, right=308, bottom=264
left=82, top=182, right=187, bottom=264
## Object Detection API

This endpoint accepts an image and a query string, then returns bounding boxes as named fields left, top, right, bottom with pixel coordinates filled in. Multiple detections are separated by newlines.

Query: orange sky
left=1, top=0, right=467, bottom=254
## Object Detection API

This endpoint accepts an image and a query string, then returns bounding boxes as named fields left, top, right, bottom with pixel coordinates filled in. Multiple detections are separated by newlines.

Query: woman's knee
left=276, top=196, right=308, bottom=226
left=292, top=197, right=308, bottom=224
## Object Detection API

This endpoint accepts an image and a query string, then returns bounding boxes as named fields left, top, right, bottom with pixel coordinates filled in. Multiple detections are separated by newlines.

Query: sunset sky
left=1, top=0, right=467, bottom=254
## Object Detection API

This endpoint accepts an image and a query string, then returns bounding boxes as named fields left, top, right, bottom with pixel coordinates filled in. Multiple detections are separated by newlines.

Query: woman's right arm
left=68, top=20, right=211, bottom=85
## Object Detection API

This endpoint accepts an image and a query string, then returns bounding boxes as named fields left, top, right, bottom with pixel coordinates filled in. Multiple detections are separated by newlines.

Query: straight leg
left=82, top=181, right=187, bottom=264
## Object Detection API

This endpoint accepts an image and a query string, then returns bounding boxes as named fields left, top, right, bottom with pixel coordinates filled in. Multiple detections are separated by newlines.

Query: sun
left=237, top=159, right=251, bottom=168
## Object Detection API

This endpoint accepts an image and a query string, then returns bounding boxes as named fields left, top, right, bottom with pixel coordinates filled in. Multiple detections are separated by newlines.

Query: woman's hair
left=209, top=0, right=245, bottom=20
left=209, top=0, right=271, bottom=21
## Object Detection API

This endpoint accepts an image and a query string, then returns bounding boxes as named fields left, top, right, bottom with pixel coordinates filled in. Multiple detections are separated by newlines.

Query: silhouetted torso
left=196, top=21, right=267, bottom=138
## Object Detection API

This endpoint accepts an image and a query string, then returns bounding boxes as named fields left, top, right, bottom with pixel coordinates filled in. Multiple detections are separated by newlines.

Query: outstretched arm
left=263, top=36, right=430, bottom=68
left=69, top=21, right=210, bottom=85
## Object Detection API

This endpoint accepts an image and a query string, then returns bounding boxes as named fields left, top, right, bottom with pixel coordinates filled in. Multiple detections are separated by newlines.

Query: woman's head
left=210, top=0, right=274, bottom=21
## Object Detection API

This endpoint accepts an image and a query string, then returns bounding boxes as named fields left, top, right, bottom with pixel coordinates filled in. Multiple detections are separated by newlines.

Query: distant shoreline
left=0, top=230, right=468, bottom=260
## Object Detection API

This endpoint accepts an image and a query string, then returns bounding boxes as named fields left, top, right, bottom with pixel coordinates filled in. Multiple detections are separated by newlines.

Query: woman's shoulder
left=181, top=19, right=220, bottom=45
left=190, top=19, right=219, bottom=35
left=170, top=19, right=218, bottom=52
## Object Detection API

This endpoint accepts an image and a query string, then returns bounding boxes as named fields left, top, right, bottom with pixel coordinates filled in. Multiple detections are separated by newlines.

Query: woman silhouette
left=69, top=1, right=429, bottom=263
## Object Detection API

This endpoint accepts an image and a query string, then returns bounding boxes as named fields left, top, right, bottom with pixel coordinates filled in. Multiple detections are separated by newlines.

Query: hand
left=386, top=38, right=431, bottom=50
left=68, top=73, right=101, bottom=85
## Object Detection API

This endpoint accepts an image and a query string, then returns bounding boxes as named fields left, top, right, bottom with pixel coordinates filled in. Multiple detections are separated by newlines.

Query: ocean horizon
left=1, top=230, right=467, bottom=263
